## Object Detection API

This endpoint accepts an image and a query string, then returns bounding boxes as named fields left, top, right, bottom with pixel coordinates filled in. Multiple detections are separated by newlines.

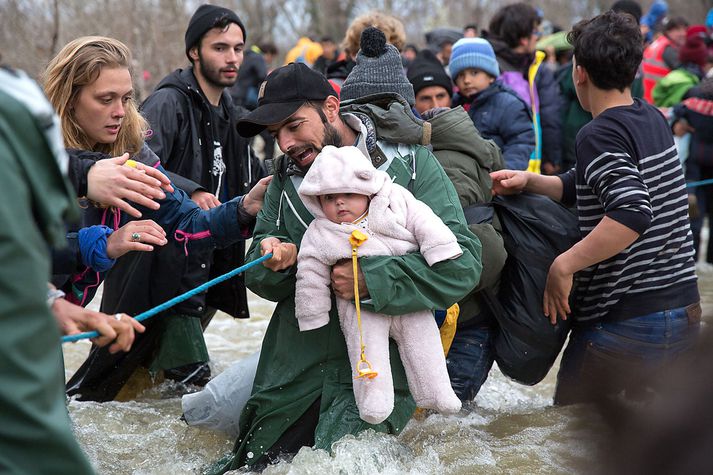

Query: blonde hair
left=43, top=36, right=147, bottom=156
left=341, top=11, right=406, bottom=59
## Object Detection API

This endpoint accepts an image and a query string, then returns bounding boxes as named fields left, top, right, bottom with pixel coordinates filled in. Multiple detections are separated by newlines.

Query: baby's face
left=319, top=193, right=369, bottom=223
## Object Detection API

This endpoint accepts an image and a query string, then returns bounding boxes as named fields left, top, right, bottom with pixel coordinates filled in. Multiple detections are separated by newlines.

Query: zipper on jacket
left=276, top=191, right=284, bottom=229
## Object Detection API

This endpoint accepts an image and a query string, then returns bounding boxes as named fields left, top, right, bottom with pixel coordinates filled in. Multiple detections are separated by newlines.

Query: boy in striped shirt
left=490, top=11, right=700, bottom=405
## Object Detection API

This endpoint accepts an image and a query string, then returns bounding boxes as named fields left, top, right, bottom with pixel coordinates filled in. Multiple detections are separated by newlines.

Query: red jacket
left=642, top=35, right=672, bottom=103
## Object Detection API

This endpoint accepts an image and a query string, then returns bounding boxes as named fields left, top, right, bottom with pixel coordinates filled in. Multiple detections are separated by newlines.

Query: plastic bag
left=463, top=193, right=579, bottom=385
left=487, top=193, right=579, bottom=385
left=181, top=350, right=259, bottom=437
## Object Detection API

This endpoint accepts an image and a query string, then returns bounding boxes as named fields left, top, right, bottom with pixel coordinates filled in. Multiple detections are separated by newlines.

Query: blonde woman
left=44, top=36, right=270, bottom=401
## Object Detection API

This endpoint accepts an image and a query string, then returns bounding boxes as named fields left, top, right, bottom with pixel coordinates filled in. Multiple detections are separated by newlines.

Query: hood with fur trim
left=298, top=145, right=390, bottom=219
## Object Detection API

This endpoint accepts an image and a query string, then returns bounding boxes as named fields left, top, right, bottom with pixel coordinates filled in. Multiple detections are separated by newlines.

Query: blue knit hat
left=449, top=38, right=500, bottom=79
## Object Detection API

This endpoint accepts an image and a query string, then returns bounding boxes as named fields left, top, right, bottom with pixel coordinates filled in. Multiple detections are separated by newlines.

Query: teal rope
left=61, top=253, right=273, bottom=343
left=687, top=178, right=713, bottom=189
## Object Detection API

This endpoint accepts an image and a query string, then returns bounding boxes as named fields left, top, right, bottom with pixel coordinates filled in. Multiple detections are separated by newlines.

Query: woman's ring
left=131, top=232, right=141, bottom=241
left=114, top=313, right=123, bottom=321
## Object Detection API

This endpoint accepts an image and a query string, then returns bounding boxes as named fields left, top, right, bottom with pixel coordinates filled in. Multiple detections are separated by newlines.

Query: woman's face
left=72, top=67, right=132, bottom=147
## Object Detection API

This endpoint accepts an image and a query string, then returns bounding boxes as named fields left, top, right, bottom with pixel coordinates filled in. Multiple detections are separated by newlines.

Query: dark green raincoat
left=217, top=99, right=482, bottom=471
left=0, top=70, right=93, bottom=474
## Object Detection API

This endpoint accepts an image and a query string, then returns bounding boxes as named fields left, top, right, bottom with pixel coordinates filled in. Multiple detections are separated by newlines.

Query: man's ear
left=323, top=95, right=340, bottom=122
left=189, top=46, right=200, bottom=63
left=574, top=63, right=587, bottom=86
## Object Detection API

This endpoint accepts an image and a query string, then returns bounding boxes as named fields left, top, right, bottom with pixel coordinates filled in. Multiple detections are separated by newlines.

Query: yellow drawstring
left=349, top=230, right=377, bottom=379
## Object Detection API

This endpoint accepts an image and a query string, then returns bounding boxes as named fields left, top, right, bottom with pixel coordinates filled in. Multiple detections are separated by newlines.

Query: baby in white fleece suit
left=295, top=145, right=462, bottom=424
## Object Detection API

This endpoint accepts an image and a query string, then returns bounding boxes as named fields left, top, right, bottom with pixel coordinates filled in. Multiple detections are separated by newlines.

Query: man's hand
left=260, top=236, right=297, bottom=271
left=87, top=153, right=174, bottom=218
left=541, top=162, right=561, bottom=175
left=490, top=169, right=529, bottom=196
left=242, top=176, right=273, bottom=216
left=673, top=119, right=695, bottom=137
left=106, top=219, right=168, bottom=259
left=543, top=255, right=573, bottom=325
left=191, top=190, right=221, bottom=210
left=331, top=259, right=369, bottom=300
left=52, top=298, right=145, bottom=353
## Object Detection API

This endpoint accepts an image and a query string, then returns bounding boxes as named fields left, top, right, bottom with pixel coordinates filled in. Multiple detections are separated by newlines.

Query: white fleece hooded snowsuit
left=296, top=145, right=462, bottom=423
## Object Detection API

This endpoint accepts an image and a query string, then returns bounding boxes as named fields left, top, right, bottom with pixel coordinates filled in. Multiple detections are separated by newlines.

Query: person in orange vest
left=642, top=16, right=689, bottom=103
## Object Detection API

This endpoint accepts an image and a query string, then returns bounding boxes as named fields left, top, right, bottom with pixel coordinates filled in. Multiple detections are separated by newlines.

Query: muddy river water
left=63, top=265, right=713, bottom=475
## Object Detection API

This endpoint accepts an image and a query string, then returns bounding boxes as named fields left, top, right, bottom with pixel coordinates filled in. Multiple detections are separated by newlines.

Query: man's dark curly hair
left=567, top=11, right=643, bottom=92
left=488, top=3, right=541, bottom=49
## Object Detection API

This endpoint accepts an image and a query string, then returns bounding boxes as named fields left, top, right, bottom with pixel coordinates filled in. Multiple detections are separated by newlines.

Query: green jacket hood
left=429, top=106, right=504, bottom=173
left=340, top=93, right=430, bottom=146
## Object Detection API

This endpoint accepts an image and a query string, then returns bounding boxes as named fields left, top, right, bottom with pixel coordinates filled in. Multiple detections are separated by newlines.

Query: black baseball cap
left=236, top=62, right=337, bottom=137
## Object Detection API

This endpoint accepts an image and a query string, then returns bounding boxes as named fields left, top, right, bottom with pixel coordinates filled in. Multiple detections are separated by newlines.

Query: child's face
left=455, top=68, right=494, bottom=98
left=319, top=193, right=369, bottom=223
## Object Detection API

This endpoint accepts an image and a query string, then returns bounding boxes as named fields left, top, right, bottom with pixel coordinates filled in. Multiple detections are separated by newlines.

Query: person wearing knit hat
left=218, top=32, right=482, bottom=470
left=340, top=27, right=416, bottom=106
left=406, top=49, right=454, bottom=115
left=184, top=4, right=246, bottom=61
left=112, top=3, right=267, bottom=387
left=449, top=38, right=500, bottom=79
left=450, top=37, right=535, bottom=169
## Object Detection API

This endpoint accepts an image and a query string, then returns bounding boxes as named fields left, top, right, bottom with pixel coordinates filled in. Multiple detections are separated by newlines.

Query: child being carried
left=295, top=145, right=462, bottom=424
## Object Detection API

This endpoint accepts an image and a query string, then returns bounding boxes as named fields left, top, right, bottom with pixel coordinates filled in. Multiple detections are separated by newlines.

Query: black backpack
left=464, top=193, right=580, bottom=385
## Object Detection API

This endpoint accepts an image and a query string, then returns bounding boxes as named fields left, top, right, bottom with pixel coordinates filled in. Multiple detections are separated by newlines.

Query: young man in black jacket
left=137, top=4, right=265, bottom=384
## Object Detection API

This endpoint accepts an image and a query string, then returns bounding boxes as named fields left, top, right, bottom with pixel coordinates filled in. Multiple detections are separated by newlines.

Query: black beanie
left=184, top=5, right=246, bottom=60
left=407, top=49, right=453, bottom=97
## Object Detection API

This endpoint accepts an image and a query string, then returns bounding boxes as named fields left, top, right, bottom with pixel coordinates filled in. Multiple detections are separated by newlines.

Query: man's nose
left=226, top=49, right=242, bottom=64
left=278, top=130, right=294, bottom=153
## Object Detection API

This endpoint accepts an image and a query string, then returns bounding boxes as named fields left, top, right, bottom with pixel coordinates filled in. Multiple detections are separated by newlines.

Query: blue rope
left=61, top=253, right=273, bottom=343
left=687, top=178, right=713, bottom=189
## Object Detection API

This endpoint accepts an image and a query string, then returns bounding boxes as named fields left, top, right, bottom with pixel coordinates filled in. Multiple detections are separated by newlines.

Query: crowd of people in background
left=1, top=0, right=712, bottom=473
left=281, top=0, right=713, bottom=264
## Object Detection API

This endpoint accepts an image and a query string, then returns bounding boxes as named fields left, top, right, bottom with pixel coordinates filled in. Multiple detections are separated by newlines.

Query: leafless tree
left=1, top=0, right=711, bottom=87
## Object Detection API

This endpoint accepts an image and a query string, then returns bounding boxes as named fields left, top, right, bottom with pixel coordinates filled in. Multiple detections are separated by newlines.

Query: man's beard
left=198, top=52, right=238, bottom=88
left=286, top=121, right=343, bottom=169
left=321, top=122, right=342, bottom=148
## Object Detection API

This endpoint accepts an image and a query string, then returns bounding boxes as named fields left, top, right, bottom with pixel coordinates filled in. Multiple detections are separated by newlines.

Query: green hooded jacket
left=216, top=98, right=482, bottom=471
left=0, top=70, right=93, bottom=474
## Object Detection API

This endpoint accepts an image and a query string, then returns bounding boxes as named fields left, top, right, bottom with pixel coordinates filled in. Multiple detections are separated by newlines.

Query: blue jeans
left=446, top=325, right=495, bottom=402
left=554, top=306, right=700, bottom=405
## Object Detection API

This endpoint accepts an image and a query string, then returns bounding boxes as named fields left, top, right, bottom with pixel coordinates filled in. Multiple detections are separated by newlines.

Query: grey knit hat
left=340, top=27, right=415, bottom=106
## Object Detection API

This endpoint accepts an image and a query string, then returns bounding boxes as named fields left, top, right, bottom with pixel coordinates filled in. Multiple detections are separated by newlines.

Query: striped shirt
left=560, top=99, right=698, bottom=322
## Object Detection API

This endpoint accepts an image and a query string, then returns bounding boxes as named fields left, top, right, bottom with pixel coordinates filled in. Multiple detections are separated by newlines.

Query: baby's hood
left=298, top=145, right=389, bottom=218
